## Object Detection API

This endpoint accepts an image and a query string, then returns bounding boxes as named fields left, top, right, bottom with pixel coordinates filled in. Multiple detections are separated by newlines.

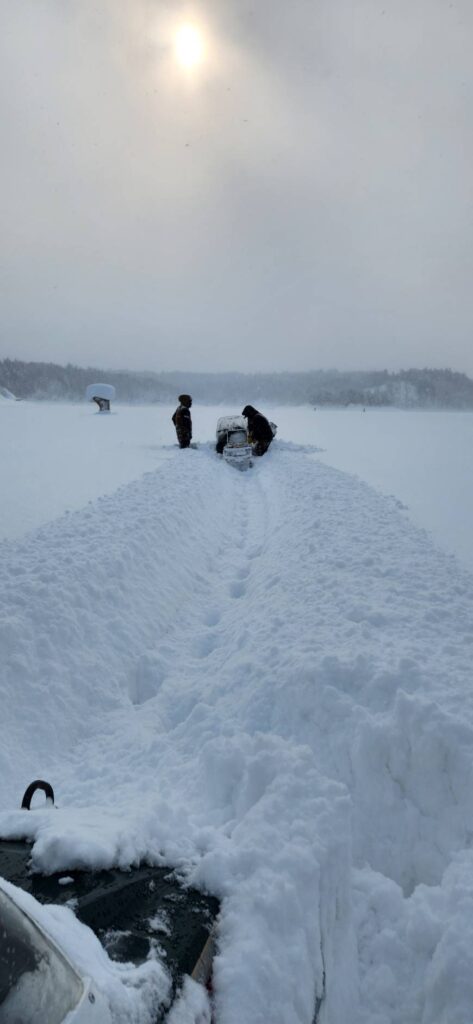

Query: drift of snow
left=1, top=414, right=473, bottom=1023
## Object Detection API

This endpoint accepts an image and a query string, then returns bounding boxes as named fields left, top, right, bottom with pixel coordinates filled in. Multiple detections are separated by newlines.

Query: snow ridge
left=2, top=444, right=473, bottom=1023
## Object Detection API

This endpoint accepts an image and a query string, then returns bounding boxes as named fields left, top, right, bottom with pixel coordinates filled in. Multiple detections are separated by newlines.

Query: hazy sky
left=1, top=0, right=472, bottom=374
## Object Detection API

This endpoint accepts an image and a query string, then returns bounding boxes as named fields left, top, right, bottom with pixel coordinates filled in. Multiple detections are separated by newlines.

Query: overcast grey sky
left=1, top=0, right=472, bottom=374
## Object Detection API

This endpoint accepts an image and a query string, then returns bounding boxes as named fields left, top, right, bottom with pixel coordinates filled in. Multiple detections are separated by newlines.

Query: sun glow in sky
left=3, top=2, right=473, bottom=375
left=174, top=24, right=205, bottom=69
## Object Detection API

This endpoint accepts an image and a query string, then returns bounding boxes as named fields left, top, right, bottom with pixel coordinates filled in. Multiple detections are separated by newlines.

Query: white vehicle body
left=0, top=886, right=111, bottom=1024
left=216, top=415, right=252, bottom=471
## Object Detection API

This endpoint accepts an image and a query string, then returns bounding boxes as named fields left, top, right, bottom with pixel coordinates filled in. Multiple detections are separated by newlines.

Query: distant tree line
left=0, top=359, right=166, bottom=403
left=1, top=359, right=473, bottom=408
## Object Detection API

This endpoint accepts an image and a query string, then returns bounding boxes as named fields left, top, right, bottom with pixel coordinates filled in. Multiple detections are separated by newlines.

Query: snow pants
left=252, top=440, right=271, bottom=457
left=176, top=430, right=192, bottom=449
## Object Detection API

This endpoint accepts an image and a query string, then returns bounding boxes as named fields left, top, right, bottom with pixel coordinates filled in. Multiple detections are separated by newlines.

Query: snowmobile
left=216, top=415, right=278, bottom=469
left=215, top=415, right=253, bottom=471
left=0, top=781, right=218, bottom=1024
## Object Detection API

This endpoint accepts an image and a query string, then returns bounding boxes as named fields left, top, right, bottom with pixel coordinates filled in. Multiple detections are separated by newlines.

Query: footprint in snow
left=203, top=608, right=221, bottom=627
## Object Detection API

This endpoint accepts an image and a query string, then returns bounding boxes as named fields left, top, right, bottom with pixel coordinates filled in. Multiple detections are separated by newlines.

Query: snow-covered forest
left=2, top=359, right=473, bottom=407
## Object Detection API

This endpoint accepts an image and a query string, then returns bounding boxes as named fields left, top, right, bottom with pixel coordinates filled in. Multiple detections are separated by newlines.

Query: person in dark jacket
left=242, top=405, right=274, bottom=456
left=172, top=394, right=192, bottom=448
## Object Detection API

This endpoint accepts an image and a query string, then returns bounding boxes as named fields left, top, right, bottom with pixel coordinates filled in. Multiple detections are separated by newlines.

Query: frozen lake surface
left=307, top=407, right=473, bottom=573
left=2, top=401, right=473, bottom=571
left=2, top=398, right=473, bottom=1022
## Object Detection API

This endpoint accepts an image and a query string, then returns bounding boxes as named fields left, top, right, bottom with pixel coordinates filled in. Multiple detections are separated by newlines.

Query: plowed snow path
left=2, top=444, right=473, bottom=1023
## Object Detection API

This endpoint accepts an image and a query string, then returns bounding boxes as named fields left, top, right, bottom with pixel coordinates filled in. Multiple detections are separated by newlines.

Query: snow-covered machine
left=85, top=383, right=116, bottom=413
left=216, top=415, right=252, bottom=471
left=0, top=782, right=219, bottom=1024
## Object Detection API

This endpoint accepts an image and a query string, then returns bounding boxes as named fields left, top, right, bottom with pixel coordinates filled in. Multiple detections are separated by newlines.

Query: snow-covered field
left=1, top=400, right=473, bottom=1023
left=2, top=402, right=473, bottom=572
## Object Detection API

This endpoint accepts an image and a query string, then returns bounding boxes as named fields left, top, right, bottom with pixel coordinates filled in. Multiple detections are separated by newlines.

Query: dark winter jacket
left=241, top=406, right=274, bottom=443
left=172, top=395, right=192, bottom=446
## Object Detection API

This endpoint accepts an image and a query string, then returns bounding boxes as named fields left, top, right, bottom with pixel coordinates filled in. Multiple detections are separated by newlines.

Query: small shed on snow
left=85, top=382, right=116, bottom=412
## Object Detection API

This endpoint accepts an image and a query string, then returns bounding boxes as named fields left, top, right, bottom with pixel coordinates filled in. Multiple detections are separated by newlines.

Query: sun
left=175, top=24, right=205, bottom=69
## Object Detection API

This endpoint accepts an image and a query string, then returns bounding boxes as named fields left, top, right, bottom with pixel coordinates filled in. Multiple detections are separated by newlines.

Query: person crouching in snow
left=172, top=394, right=193, bottom=448
left=242, top=405, right=274, bottom=456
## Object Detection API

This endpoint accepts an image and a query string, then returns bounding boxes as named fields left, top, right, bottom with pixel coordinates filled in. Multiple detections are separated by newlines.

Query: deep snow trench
left=2, top=443, right=473, bottom=1023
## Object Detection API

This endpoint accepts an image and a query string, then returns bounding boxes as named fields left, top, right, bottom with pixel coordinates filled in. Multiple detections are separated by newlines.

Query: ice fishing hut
left=85, top=383, right=116, bottom=413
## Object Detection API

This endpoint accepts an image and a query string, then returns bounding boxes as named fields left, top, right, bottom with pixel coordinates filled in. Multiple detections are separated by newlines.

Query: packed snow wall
left=2, top=443, right=473, bottom=1023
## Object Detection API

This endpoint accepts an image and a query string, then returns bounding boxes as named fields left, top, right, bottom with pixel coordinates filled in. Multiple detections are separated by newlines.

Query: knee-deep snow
left=1, top=434, right=473, bottom=1023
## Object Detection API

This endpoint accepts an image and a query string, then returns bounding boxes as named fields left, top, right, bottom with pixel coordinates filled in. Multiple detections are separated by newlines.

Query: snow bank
left=353, top=852, right=473, bottom=1024
left=2, top=441, right=473, bottom=1022
left=351, top=691, right=473, bottom=893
